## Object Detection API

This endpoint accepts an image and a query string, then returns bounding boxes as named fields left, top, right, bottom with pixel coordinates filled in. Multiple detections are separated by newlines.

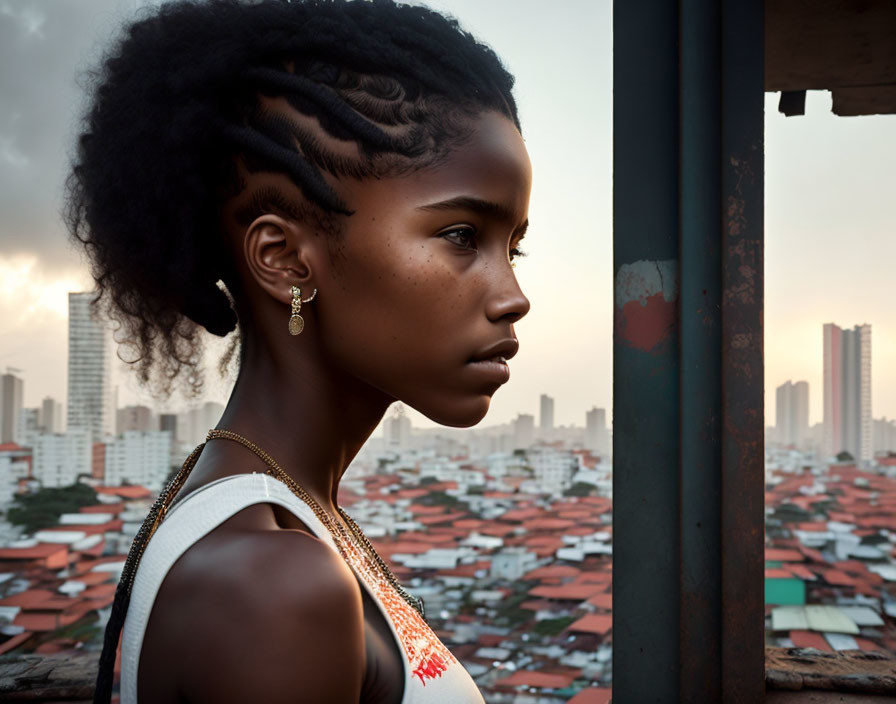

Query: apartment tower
left=67, top=292, right=113, bottom=440
left=775, top=380, right=809, bottom=447
left=823, top=323, right=871, bottom=462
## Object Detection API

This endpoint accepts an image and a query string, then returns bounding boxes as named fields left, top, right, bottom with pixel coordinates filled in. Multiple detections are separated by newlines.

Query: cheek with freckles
left=318, top=229, right=468, bottom=392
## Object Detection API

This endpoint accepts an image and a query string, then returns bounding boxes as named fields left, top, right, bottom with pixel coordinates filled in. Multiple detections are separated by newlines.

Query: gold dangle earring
left=288, top=285, right=318, bottom=335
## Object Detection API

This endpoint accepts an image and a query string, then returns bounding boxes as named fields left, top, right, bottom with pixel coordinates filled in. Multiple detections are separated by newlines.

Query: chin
left=412, top=394, right=493, bottom=428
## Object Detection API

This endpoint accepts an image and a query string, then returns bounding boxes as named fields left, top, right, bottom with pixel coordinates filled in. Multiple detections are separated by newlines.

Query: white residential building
left=33, top=428, right=92, bottom=488
left=527, top=447, right=577, bottom=493
left=105, top=430, right=172, bottom=490
left=0, top=453, right=29, bottom=505
left=16, top=408, right=40, bottom=448
left=489, top=546, right=539, bottom=580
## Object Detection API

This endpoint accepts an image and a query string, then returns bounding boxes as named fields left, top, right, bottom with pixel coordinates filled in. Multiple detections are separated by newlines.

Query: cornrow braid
left=70, top=1, right=520, bottom=700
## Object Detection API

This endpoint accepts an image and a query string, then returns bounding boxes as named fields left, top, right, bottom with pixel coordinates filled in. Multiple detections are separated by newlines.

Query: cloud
left=0, top=0, right=133, bottom=268
left=0, top=254, right=90, bottom=327
left=0, top=3, right=47, bottom=38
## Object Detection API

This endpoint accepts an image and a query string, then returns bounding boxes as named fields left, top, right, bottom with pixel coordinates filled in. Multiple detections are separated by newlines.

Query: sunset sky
left=1, top=0, right=894, bottom=431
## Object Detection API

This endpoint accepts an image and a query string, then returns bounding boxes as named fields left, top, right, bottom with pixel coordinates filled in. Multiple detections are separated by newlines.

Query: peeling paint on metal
left=614, top=259, right=678, bottom=352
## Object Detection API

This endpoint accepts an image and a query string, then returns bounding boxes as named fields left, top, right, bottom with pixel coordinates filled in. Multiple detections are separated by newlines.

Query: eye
left=509, top=242, right=527, bottom=268
left=439, top=226, right=477, bottom=251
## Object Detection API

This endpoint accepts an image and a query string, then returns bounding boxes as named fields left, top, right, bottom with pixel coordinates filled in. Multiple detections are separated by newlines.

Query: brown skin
left=138, top=110, right=531, bottom=703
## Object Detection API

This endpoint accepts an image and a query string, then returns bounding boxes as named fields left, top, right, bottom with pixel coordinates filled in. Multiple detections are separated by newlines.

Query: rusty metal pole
left=720, top=0, right=765, bottom=700
left=679, top=0, right=723, bottom=700
left=613, top=1, right=764, bottom=701
left=612, top=1, right=681, bottom=700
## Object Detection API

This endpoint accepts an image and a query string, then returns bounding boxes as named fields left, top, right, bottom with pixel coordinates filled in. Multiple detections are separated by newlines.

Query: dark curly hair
left=65, top=0, right=519, bottom=400
left=77, top=1, right=522, bottom=700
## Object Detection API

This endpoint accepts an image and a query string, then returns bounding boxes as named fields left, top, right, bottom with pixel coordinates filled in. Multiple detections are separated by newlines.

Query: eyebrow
left=418, top=196, right=529, bottom=237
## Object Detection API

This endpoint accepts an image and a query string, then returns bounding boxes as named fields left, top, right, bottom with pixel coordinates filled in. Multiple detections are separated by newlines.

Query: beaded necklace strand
left=128, top=428, right=458, bottom=684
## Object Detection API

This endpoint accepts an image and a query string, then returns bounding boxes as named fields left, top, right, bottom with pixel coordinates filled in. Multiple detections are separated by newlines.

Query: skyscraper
left=775, top=380, right=809, bottom=447
left=585, top=406, right=609, bottom=456
left=0, top=369, right=24, bottom=444
left=40, top=397, right=64, bottom=433
left=512, top=413, right=535, bottom=449
left=384, top=404, right=412, bottom=450
left=67, top=292, right=113, bottom=440
left=823, top=323, right=871, bottom=461
left=539, top=394, right=554, bottom=432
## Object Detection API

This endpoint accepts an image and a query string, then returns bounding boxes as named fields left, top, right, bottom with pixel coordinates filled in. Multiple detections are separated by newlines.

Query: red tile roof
left=95, top=485, right=154, bottom=499
left=0, top=631, right=32, bottom=655
left=524, top=565, right=581, bottom=580
left=789, top=630, right=831, bottom=651
left=765, top=548, right=804, bottom=562
left=495, top=671, right=579, bottom=689
left=568, top=687, right=613, bottom=704
left=567, top=613, right=613, bottom=636
left=531, top=584, right=607, bottom=600
left=586, top=593, right=613, bottom=610
left=0, top=544, right=67, bottom=560
left=0, top=589, right=55, bottom=608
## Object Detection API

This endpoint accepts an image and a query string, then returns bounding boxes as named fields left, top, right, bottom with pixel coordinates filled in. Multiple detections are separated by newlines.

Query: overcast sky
left=0, top=0, right=893, bottom=431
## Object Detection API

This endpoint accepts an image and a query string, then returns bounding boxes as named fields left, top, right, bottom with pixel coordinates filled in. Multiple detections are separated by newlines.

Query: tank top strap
left=120, top=472, right=335, bottom=704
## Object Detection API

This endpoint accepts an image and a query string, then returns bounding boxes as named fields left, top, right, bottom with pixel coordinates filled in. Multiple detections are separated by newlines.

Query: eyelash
left=439, top=227, right=528, bottom=263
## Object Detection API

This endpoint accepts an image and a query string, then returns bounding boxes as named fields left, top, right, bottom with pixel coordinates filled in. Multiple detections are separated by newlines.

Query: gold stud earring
left=288, top=285, right=318, bottom=335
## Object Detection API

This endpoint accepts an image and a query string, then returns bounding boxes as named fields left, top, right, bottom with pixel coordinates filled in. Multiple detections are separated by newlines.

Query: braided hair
left=71, top=1, right=519, bottom=700
left=65, top=0, right=519, bottom=400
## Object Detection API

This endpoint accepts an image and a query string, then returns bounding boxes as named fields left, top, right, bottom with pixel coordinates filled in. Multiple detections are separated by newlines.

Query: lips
left=468, top=338, right=519, bottom=364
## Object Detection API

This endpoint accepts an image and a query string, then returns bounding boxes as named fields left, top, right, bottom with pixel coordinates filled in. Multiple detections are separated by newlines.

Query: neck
left=212, top=328, right=394, bottom=515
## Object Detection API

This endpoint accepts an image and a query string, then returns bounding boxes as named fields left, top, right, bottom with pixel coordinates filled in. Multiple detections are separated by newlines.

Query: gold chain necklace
left=203, top=429, right=425, bottom=619
left=132, top=429, right=459, bottom=684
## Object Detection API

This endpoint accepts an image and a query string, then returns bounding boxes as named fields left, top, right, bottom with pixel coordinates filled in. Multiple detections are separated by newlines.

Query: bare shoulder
left=174, top=528, right=366, bottom=704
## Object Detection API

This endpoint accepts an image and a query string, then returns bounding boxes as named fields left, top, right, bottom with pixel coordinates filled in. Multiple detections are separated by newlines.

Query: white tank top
left=120, top=471, right=486, bottom=704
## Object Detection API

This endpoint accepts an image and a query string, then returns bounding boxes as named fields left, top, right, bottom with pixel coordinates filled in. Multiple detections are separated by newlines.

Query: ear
left=242, top=213, right=321, bottom=309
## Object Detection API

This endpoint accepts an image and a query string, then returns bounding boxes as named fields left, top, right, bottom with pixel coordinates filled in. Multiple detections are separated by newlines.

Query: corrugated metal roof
left=772, top=605, right=861, bottom=634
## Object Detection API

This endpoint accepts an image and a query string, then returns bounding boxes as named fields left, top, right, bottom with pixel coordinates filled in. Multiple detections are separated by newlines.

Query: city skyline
left=2, top=2, right=896, bottom=429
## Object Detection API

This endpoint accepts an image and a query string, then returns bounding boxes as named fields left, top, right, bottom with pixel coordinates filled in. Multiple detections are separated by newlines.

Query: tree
left=7, top=483, right=98, bottom=534
left=563, top=482, right=596, bottom=497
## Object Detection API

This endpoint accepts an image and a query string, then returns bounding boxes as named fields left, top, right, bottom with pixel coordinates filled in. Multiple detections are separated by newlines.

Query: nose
left=485, top=266, right=530, bottom=323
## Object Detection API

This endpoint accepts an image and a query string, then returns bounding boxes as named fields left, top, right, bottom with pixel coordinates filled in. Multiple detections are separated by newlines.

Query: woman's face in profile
left=312, top=109, right=532, bottom=427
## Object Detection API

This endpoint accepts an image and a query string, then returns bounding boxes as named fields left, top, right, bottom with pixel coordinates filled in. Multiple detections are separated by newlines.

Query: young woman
left=69, top=1, right=531, bottom=702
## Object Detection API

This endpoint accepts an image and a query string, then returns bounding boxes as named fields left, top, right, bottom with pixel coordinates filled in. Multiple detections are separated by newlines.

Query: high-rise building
left=40, top=397, right=64, bottom=433
left=0, top=369, right=24, bottom=444
left=585, top=407, right=610, bottom=456
left=775, top=380, right=809, bottom=447
left=823, top=323, right=872, bottom=461
left=383, top=404, right=412, bottom=450
left=873, top=417, right=896, bottom=454
left=67, top=292, right=113, bottom=440
left=177, top=401, right=225, bottom=445
left=17, top=408, right=40, bottom=448
left=512, top=413, right=534, bottom=449
left=539, top=394, right=554, bottom=432
left=159, top=413, right=178, bottom=436
left=117, top=405, right=156, bottom=433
